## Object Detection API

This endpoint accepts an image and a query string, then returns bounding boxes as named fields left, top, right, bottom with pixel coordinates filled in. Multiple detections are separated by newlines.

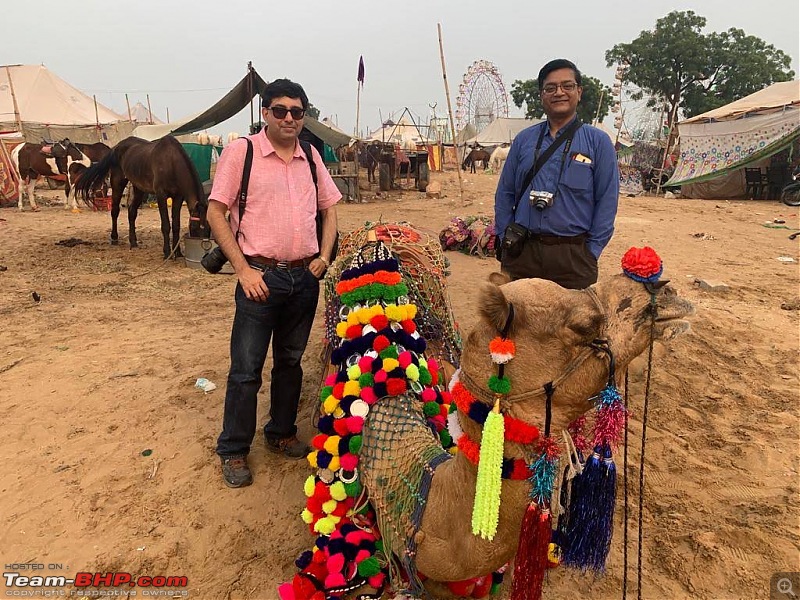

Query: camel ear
left=488, top=271, right=511, bottom=286
left=479, top=282, right=525, bottom=335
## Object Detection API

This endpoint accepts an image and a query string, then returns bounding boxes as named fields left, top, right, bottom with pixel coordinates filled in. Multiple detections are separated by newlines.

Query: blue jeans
left=216, top=266, right=319, bottom=457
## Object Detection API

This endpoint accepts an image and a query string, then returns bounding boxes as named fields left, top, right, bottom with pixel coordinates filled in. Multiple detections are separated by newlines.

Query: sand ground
left=0, top=170, right=798, bottom=599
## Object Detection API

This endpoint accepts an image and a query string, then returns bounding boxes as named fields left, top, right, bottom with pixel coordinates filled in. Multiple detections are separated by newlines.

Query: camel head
left=459, top=268, right=694, bottom=435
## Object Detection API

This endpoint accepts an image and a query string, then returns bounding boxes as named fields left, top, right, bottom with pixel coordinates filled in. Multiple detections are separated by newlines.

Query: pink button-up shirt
left=210, top=130, right=341, bottom=260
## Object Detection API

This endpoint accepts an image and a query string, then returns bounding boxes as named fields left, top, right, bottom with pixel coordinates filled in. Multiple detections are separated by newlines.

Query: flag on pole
left=357, top=56, right=365, bottom=87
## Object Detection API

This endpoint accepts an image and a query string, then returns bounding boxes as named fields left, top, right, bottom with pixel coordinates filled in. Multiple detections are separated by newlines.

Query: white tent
left=0, top=64, right=134, bottom=144
left=128, top=101, right=163, bottom=125
left=464, top=117, right=538, bottom=146
left=367, top=116, right=430, bottom=148
left=668, top=80, right=800, bottom=197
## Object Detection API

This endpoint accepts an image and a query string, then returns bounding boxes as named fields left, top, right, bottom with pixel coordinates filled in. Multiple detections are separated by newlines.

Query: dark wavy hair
left=261, top=79, right=309, bottom=110
left=537, top=59, right=582, bottom=90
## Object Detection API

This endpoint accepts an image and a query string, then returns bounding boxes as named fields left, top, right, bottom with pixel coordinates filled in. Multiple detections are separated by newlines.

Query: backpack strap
left=299, top=140, right=319, bottom=198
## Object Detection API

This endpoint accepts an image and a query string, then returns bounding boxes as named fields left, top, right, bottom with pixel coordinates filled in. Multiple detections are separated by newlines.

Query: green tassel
left=488, top=375, right=511, bottom=395
left=471, top=399, right=505, bottom=540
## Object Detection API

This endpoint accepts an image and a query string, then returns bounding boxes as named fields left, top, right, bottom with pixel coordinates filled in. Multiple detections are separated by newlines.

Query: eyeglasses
left=542, top=81, right=578, bottom=95
left=267, top=106, right=306, bottom=120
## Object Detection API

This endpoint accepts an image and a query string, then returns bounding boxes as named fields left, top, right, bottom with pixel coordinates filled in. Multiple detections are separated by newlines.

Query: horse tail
left=75, top=146, right=117, bottom=206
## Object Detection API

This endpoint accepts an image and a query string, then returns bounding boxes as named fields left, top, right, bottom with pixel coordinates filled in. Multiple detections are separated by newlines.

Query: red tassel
left=510, top=504, right=552, bottom=600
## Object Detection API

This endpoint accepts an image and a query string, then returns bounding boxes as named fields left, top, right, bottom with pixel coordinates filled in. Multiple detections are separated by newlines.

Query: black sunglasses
left=267, top=106, right=306, bottom=120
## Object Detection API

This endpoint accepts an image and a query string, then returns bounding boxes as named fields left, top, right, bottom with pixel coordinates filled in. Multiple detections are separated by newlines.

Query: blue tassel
left=562, top=444, right=617, bottom=571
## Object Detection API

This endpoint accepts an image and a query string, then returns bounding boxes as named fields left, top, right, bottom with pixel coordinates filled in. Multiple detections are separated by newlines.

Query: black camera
left=201, top=245, right=228, bottom=274
left=530, top=190, right=554, bottom=211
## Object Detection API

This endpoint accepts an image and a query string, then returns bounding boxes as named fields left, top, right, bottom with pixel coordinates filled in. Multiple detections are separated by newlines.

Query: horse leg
left=169, top=197, right=183, bottom=259
left=156, top=195, right=171, bottom=258
left=109, top=176, right=127, bottom=245
left=128, top=188, right=146, bottom=249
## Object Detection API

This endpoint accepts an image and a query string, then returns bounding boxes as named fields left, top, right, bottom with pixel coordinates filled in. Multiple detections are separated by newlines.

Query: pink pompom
left=345, top=530, right=368, bottom=545
left=340, top=453, right=359, bottom=471
left=358, top=356, right=374, bottom=372
left=277, top=582, right=296, bottom=600
left=345, top=416, right=364, bottom=433
left=374, top=369, right=388, bottom=383
left=360, top=387, right=378, bottom=404
left=327, top=552, right=345, bottom=574
left=426, top=358, right=439, bottom=373
left=324, top=374, right=337, bottom=386
left=355, top=549, right=371, bottom=563
left=429, top=415, right=446, bottom=430
left=420, top=387, right=437, bottom=402
left=368, top=574, right=385, bottom=589
left=324, top=573, right=346, bottom=589
left=398, top=351, right=413, bottom=369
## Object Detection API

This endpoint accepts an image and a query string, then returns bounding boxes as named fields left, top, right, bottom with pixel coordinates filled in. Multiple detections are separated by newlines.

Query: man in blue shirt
left=495, top=59, right=619, bottom=289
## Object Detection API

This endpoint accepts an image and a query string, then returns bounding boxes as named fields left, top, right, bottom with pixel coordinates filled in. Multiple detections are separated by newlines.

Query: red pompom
left=345, top=416, right=364, bottom=433
left=333, top=419, right=350, bottom=437
left=401, top=319, right=416, bottom=334
left=386, top=378, right=407, bottom=396
left=312, top=434, right=328, bottom=450
left=371, top=315, right=389, bottom=330
left=373, top=335, right=390, bottom=352
left=332, top=382, right=345, bottom=399
left=621, top=246, right=662, bottom=279
left=346, top=325, right=363, bottom=340
left=447, top=580, right=475, bottom=597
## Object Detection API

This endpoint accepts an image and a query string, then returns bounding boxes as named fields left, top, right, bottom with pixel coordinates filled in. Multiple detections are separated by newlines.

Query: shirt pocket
left=563, top=160, right=593, bottom=190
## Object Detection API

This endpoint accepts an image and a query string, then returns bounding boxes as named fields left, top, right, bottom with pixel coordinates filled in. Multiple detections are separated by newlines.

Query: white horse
left=490, top=145, right=510, bottom=172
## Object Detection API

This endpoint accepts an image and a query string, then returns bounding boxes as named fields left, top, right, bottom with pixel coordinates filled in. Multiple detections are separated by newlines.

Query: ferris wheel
left=455, top=60, right=509, bottom=133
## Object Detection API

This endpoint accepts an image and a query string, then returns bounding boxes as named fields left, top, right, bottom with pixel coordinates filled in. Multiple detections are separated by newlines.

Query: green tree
left=606, top=10, right=794, bottom=125
left=510, top=75, right=613, bottom=123
left=307, top=103, right=321, bottom=120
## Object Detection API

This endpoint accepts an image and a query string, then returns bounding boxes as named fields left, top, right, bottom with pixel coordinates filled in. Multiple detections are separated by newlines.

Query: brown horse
left=11, top=140, right=85, bottom=211
left=462, top=148, right=491, bottom=173
left=75, top=136, right=210, bottom=258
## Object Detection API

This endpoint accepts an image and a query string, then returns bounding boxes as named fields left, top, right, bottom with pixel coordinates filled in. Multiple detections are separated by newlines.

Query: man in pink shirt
left=209, top=79, right=341, bottom=488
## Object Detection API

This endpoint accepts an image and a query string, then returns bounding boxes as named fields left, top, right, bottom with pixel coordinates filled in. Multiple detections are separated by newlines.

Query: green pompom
left=423, top=401, right=440, bottom=417
left=349, top=435, right=363, bottom=454
left=448, top=402, right=458, bottom=414
left=343, top=479, right=362, bottom=498
left=347, top=364, right=361, bottom=380
left=319, top=386, right=334, bottom=402
left=439, top=429, right=452, bottom=447
left=375, top=540, right=385, bottom=554
left=379, top=346, right=398, bottom=360
left=358, top=373, right=375, bottom=388
left=487, top=375, right=511, bottom=395
left=357, top=557, right=381, bottom=577
left=418, top=367, right=432, bottom=385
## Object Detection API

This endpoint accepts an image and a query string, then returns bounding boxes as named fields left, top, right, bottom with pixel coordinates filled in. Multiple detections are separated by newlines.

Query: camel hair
left=360, top=269, right=695, bottom=594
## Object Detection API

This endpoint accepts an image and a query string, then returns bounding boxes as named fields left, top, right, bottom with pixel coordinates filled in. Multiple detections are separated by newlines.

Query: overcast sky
left=4, top=0, right=798, bottom=138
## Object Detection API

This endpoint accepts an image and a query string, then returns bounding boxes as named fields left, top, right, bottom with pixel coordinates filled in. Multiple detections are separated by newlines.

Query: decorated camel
left=282, top=224, right=694, bottom=600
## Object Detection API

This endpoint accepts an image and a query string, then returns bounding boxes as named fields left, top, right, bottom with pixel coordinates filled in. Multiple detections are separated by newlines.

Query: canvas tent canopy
left=464, top=117, right=538, bottom=146
left=367, top=116, right=430, bottom=148
left=0, top=64, right=134, bottom=145
left=129, top=101, right=163, bottom=125
left=667, top=80, right=800, bottom=193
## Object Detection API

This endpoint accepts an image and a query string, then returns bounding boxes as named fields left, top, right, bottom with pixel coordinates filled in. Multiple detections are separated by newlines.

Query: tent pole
left=655, top=102, right=680, bottom=195
left=146, top=94, right=154, bottom=125
left=437, top=23, right=466, bottom=205
left=93, top=95, right=102, bottom=142
left=248, top=61, right=254, bottom=131
left=355, top=77, right=361, bottom=202
left=5, top=66, right=24, bottom=136
left=593, top=89, right=605, bottom=126
left=125, top=94, right=133, bottom=122
left=166, top=107, right=170, bottom=124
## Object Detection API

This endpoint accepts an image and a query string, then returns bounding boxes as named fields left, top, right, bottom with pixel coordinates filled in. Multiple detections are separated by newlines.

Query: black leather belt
left=246, top=255, right=314, bottom=271
left=530, top=233, right=587, bottom=245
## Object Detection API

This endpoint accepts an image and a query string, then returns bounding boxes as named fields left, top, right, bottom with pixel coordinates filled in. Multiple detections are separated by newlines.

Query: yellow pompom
left=307, top=451, right=318, bottom=468
left=304, top=476, right=315, bottom=497
left=328, top=456, right=341, bottom=471
left=347, top=365, right=361, bottom=380
left=406, top=304, right=417, bottom=319
left=323, top=435, right=341, bottom=455
left=346, top=312, right=359, bottom=326
left=336, top=322, right=349, bottom=338
left=385, top=305, right=401, bottom=322
left=323, top=395, right=339, bottom=415
left=343, top=381, right=361, bottom=398
left=322, top=499, right=338, bottom=514
left=382, top=358, right=399, bottom=372
left=330, top=481, right=347, bottom=501
left=405, top=364, right=420, bottom=381
left=314, top=517, right=336, bottom=535
left=301, top=508, right=314, bottom=524
left=333, top=407, right=345, bottom=419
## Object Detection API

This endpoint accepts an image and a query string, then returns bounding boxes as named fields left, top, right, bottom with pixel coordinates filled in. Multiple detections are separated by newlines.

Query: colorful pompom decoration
left=621, top=246, right=663, bottom=283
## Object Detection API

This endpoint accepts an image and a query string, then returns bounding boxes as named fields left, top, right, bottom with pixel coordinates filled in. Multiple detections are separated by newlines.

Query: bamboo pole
left=125, top=93, right=133, bottom=122
left=166, top=107, right=170, bottom=124
left=93, top=95, right=102, bottom=141
left=146, top=94, right=154, bottom=125
left=593, top=89, right=605, bottom=126
left=354, top=77, right=362, bottom=202
left=655, top=102, right=680, bottom=195
left=5, top=66, right=24, bottom=135
left=437, top=23, right=466, bottom=205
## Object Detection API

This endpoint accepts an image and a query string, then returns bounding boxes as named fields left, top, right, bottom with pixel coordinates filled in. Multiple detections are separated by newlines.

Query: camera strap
left=514, top=118, right=582, bottom=212
left=233, top=138, right=254, bottom=242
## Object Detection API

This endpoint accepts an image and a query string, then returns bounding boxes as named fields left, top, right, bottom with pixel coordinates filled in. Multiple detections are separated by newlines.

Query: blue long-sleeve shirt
left=495, top=119, right=620, bottom=258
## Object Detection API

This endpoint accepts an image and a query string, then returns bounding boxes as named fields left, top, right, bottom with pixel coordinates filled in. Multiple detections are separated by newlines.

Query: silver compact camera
left=530, top=190, right=554, bottom=211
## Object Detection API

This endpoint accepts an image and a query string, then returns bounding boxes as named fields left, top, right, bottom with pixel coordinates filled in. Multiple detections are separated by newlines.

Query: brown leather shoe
left=265, top=435, right=310, bottom=460
left=220, top=455, right=252, bottom=488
